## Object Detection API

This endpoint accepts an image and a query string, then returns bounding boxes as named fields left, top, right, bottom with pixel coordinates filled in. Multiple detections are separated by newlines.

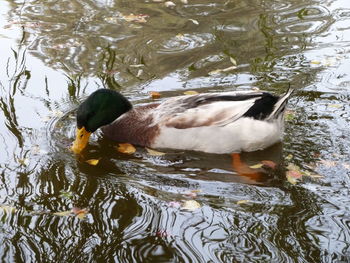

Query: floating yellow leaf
left=53, top=210, right=71, bottom=216
left=183, top=90, right=199, bottom=95
left=181, top=200, right=201, bottom=211
left=230, top=57, right=237, bottom=66
left=328, top=104, right=342, bottom=108
left=85, top=159, right=100, bottom=166
left=208, top=66, right=237, bottom=76
left=149, top=91, right=161, bottom=99
left=310, top=60, right=321, bottom=64
left=146, top=147, right=166, bottom=156
left=237, top=200, right=250, bottom=205
left=116, top=143, right=136, bottom=154
left=249, top=163, right=263, bottom=169
left=189, top=19, right=199, bottom=25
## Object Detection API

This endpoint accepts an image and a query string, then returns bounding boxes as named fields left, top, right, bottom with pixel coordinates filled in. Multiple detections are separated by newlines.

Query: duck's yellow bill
left=71, top=127, right=91, bottom=154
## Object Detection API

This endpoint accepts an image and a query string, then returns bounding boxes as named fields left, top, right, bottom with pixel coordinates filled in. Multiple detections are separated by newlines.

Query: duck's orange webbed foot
left=231, top=153, right=263, bottom=182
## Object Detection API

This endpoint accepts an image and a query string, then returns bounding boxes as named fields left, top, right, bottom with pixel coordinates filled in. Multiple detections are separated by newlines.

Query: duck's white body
left=152, top=116, right=283, bottom=153
left=102, top=89, right=294, bottom=154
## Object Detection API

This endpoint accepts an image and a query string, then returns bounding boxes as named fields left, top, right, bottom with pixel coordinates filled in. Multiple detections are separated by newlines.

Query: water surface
left=0, top=0, right=350, bottom=262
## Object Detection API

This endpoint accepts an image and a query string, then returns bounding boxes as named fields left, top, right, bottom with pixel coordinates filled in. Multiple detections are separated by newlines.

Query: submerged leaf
left=59, top=190, right=73, bottom=199
left=183, top=90, right=199, bottom=95
left=181, top=200, right=201, bottom=211
left=0, top=205, right=16, bottom=214
left=237, top=200, right=250, bottom=205
left=121, top=13, right=149, bottom=23
left=116, top=143, right=136, bottom=154
left=285, top=154, right=293, bottom=161
left=286, top=174, right=298, bottom=185
left=146, top=147, right=166, bottom=156
left=53, top=210, right=71, bottom=216
left=18, top=158, right=29, bottom=166
left=208, top=65, right=237, bottom=75
left=189, top=19, right=199, bottom=25
left=318, top=159, right=337, bottom=167
left=85, top=159, right=100, bottom=166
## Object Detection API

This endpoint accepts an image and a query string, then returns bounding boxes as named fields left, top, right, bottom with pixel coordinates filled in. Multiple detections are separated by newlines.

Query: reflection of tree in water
left=5, top=0, right=324, bottom=87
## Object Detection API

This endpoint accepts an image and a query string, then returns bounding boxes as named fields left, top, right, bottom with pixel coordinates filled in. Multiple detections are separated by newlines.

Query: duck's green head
left=71, top=89, right=132, bottom=154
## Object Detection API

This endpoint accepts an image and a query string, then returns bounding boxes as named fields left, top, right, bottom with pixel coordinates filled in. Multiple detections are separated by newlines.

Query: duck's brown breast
left=101, top=104, right=160, bottom=146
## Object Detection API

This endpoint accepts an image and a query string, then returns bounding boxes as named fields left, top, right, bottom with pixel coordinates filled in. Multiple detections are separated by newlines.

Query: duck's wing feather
left=153, top=91, right=283, bottom=129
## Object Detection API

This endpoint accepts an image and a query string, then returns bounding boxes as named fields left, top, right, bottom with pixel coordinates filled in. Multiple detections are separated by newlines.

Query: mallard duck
left=71, top=88, right=294, bottom=154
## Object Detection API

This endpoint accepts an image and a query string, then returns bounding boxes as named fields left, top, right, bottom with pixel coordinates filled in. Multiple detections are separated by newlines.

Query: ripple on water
left=153, top=33, right=214, bottom=54
left=272, top=5, right=334, bottom=36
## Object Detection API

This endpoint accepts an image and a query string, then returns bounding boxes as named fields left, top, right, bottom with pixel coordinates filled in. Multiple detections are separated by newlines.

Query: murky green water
left=0, top=0, right=350, bottom=262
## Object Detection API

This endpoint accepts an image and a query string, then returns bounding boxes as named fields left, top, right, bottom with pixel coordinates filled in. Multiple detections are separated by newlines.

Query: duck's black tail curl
left=267, top=84, right=295, bottom=120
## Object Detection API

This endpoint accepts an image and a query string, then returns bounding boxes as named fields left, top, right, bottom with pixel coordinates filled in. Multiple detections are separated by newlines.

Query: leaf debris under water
left=116, top=143, right=136, bottom=154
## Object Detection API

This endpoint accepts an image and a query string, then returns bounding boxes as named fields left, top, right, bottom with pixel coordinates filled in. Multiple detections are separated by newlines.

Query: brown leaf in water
left=72, top=207, right=89, bottom=220
left=149, top=91, right=161, bottom=99
left=116, top=143, right=136, bottom=154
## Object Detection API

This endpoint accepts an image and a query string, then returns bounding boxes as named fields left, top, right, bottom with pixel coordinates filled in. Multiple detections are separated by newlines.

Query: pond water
left=0, top=0, right=350, bottom=262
